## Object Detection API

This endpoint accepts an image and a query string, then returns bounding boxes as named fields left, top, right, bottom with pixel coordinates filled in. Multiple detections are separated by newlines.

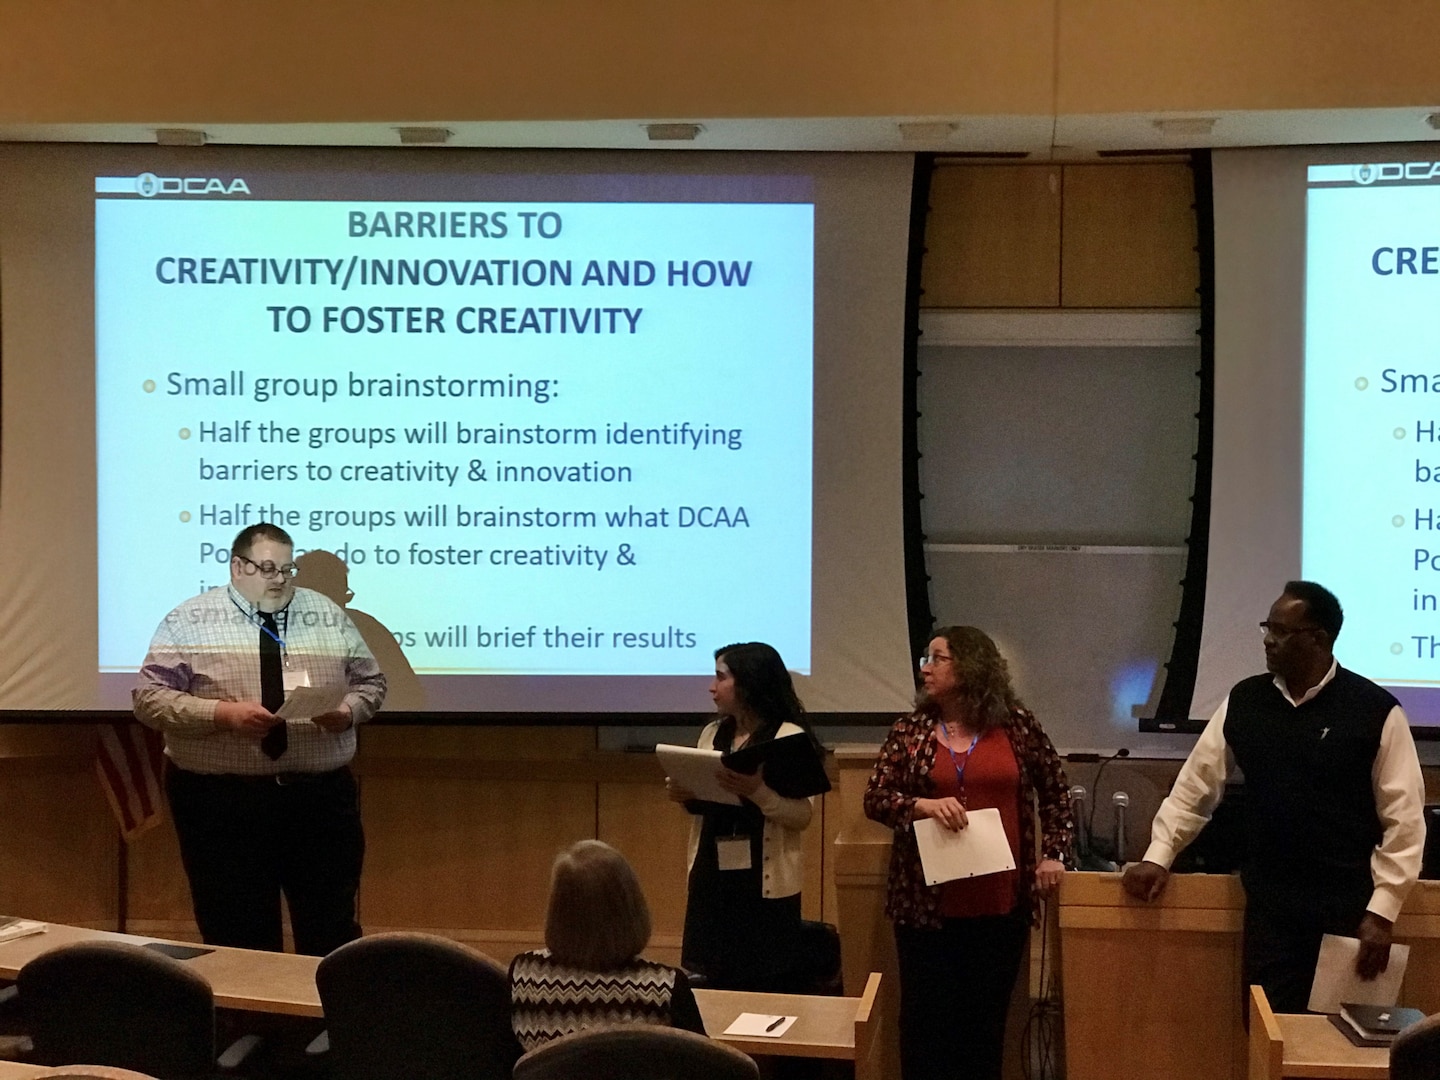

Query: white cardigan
left=684, top=719, right=814, bottom=899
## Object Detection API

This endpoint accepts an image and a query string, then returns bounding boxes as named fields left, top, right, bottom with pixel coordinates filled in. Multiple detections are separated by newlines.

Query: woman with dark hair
left=509, top=840, right=706, bottom=1051
left=863, top=626, right=1073, bottom=1080
left=666, top=642, right=818, bottom=991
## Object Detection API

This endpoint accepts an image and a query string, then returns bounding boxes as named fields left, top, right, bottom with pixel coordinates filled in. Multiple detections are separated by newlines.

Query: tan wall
left=2, top=2, right=1439, bottom=125
left=922, top=161, right=1201, bottom=309
left=0, top=0, right=1055, bottom=124
left=1057, top=1, right=1440, bottom=114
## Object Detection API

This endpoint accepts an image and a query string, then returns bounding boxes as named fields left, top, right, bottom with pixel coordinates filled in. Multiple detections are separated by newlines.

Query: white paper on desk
left=913, top=809, right=1017, bottom=885
left=655, top=744, right=740, bottom=805
left=723, top=1013, right=797, bottom=1038
left=0, top=917, right=46, bottom=944
left=275, top=684, right=348, bottom=721
left=1307, top=933, right=1410, bottom=1013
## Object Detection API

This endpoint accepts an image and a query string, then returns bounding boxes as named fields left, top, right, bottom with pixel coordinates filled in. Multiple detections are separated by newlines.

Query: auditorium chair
left=1391, top=1013, right=1440, bottom=1080
left=512, top=1026, right=760, bottom=1080
left=17, top=941, right=258, bottom=1079
left=315, top=932, right=521, bottom=1080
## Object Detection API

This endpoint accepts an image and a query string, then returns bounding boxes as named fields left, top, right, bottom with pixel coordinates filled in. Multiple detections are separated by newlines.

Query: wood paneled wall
left=0, top=725, right=834, bottom=973
left=922, top=161, right=1200, bottom=309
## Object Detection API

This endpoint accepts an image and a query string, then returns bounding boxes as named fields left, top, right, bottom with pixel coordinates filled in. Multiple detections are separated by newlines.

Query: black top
left=681, top=717, right=804, bottom=990
left=1225, top=667, right=1393, bottom=915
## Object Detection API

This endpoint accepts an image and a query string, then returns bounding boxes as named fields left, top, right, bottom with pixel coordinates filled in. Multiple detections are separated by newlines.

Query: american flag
left=95, top=722, right=166, bottom=841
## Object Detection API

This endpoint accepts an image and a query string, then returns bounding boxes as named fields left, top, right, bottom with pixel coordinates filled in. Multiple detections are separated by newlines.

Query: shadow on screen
left=295, top=550, right=426, bottom=711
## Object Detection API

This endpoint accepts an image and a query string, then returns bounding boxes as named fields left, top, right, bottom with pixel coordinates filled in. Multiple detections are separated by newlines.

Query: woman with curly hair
left=863, top=626, right=1073, bottom=1080
left=666, top=641, right=819, bottom=991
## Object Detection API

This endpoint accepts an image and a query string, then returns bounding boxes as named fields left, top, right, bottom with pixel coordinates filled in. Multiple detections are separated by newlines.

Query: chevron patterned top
left=509, top=948, right=686, bottom=1052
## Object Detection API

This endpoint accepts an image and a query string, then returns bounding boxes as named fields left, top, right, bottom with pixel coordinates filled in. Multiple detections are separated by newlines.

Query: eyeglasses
left=918, top=653, right=954, bottom=669
left=235, top=555, right=299, bottom=580
left=1258, top=620, right=1322, bottom=642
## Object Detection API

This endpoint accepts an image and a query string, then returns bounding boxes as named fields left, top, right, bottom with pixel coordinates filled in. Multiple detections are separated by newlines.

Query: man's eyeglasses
left=235, top=555, right=299, bottom=580
left=1258, top=621, right=1322, bottom=642
left=918, top=653, right=954, bottom=669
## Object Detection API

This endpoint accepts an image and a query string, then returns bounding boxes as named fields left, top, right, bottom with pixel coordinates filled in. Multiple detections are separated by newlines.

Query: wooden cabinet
left=923, top=162, right=1200, bottom=310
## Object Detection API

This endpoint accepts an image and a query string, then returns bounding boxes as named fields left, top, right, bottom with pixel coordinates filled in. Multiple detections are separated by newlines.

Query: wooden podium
left=1059, top=874, right=1440, bottom=1080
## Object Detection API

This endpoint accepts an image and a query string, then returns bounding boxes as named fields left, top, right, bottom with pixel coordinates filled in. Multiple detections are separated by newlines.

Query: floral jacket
left=862, top=706, right=1074, bottom=928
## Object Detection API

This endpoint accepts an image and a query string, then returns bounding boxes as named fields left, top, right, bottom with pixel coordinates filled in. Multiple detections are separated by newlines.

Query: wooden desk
left=0, top=924, right=323, bottom=1018
left=696, top=971, right=884, bottom=1080
left=1061, top=874, right=1440, bottom=1080
left=1248, top=986, right=1388, bottom=1080
left=0, top=924, right=884, bottom=1075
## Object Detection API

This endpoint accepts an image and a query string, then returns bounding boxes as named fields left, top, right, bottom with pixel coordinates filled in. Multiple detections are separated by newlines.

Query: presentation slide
left=0, top=146, right=915, bottom=718
left=95, top=172, right=812, bottom=703
left=1304, top=159, right=1440, bottom=723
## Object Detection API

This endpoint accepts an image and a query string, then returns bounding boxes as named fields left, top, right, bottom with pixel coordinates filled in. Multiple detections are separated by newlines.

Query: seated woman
left=667, top=641, right=820, bottom=992
left=509, top=840, right=706, bottom=1052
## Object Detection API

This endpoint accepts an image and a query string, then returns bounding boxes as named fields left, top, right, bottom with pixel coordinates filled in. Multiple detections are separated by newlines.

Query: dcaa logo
left=1352, top=162, right=1440, bottom=185
left=135, top=172, right=251, bottom=197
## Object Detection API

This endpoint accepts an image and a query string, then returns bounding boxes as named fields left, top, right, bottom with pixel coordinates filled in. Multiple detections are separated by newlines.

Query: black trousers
left=166, top=764, right=365, bottom=956
left=1242, top=898, right=1369, bottom=1015
left=894, top=912, right=1028, bottom=1080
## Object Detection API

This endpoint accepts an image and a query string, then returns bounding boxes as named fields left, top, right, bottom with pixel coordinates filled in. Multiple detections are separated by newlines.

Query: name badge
left=283, top=669, right=311, bottom=693
left=717, top=837, right=752, bottom=872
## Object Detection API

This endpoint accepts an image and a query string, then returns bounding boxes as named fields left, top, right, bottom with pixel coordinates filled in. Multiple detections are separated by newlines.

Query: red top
left=929, top=726, right=1022, bottom=918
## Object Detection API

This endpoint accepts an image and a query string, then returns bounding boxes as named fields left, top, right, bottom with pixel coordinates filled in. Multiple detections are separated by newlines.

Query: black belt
left=171, top=764, right=347, bottom=787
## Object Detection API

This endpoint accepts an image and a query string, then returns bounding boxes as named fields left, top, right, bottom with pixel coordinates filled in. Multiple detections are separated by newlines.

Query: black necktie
left=259, top=612, right=287, bottom=760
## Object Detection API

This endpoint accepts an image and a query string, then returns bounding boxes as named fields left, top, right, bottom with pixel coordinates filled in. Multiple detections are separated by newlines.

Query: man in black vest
left=1122, top=581, right=1425, bottom=1013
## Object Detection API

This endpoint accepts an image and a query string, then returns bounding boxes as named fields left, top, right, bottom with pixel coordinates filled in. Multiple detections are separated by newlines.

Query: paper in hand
left=275, top=683, right=349, bottom=721
left=655, top=744, right=740, bottom=805
left=913, top=808, right=1017, bottom=885
left=1307, top=933, right=1409, bottom=1014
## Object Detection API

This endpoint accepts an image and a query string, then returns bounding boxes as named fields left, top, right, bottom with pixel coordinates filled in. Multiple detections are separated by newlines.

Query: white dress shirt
left=1144, top=661, right=1426, bottom=922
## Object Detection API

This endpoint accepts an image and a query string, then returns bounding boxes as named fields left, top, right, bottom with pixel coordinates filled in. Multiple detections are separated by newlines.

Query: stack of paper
left=654, top=745, right=741, bottom=805
left=0, top=917, right=47, bottom=944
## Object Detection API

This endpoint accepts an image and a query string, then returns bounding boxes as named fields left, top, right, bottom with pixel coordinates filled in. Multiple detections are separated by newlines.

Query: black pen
left=765, top=1016, right=787, bottom=1033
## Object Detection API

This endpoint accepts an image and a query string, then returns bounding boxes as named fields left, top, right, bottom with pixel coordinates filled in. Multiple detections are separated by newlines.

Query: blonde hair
left=544, top=840, right=652, bottom=970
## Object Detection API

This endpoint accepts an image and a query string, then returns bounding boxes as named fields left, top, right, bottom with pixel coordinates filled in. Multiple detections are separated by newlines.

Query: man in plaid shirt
left=134, top=522, right=387, bottom=955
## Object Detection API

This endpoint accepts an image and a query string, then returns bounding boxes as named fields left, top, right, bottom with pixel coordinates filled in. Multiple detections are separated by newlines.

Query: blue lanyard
left=938, top=722, right=980, bottom=795
left=231, top=597, right=289, bottom=651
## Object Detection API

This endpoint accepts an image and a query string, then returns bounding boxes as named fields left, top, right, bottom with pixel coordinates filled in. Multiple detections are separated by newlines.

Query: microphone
left=1068, top=748, right=1130, bottom=871
left=1112, top=791, right=1130, bottom=867
left=1069, top=785, right=1090, bottom=859
left=1084, top=747, right=1130, bottom=855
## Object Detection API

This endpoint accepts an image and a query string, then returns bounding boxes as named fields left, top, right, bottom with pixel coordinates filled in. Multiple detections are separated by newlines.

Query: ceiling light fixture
left=396, top=127, right=453, bottom=145
left=155, top=128, right=206, bottom=147
left=898, top=122, right=958, bottom=142
left=1152, top=117, right=1218, bottom=137
left=645, top=123, right=703, bottom=141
